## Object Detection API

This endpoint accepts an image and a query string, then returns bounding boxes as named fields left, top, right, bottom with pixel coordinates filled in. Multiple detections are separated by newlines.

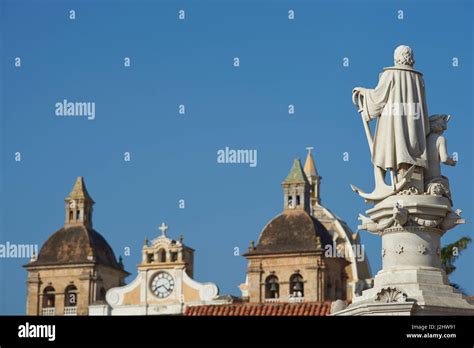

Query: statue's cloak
left=358, top=65, right=430, bottom=170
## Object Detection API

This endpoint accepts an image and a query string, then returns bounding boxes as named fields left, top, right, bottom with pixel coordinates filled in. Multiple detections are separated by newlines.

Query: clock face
left=150, top=271, right=175, bottom=298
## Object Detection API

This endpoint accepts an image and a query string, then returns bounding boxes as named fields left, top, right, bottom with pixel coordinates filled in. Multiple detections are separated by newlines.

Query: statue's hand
left=444, top=157, right=457, bottom=166
left=352, top=88, right=362, bottom=106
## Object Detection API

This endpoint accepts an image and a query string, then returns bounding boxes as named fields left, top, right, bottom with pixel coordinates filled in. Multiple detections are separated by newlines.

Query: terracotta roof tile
left=185, top=302, right=332, bottom=316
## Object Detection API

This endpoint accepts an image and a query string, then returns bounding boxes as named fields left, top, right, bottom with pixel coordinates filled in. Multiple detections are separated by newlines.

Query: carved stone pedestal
left=333, top=194, right=474, bottom=316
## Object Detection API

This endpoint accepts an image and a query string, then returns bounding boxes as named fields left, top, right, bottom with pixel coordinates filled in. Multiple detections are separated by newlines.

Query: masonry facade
left=89, top=223, right=227, bottom=316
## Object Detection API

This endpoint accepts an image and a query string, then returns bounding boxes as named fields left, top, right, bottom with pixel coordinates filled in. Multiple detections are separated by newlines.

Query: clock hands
left=156, top=284, right=170, bottom=292
left=151, top=272, right=174, bottom=297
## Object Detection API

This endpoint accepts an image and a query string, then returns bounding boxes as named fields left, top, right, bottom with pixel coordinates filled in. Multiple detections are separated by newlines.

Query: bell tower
left=282, top=158, right=310, bottom=213
left=303, top=147, right=322, bottom=208
left=24, top=176, right=129, bottom=316
left=65, top=176, right=94, bottom=228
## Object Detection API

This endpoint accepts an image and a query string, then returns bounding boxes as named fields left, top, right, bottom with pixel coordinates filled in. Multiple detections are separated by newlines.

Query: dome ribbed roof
left=246, top=210, right=332, bottom=255
left=27, top=225, right=123, bottom=270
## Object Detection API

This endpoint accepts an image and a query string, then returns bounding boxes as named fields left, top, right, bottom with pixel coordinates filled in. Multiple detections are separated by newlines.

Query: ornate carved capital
left=375, top=287, right=407, bottom=303
left=383, top=225, right=442, bottom=234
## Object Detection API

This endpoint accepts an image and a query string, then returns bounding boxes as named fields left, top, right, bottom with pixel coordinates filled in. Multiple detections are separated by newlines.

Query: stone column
left=79, top=269, right=94, bottom=316
left=334, top=194, right=474, bottom=315
left=56, top=292, right=65, bottom=316
left=316, top=260, right=326, bottom=301
left=247, top=260, right=262, bottom=303
left=26, top=274, right=41, bottom=315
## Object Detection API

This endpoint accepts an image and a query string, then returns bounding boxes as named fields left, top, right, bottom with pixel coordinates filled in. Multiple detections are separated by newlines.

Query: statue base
left=333, top=194, right=474, bottom=316
left=334, top=267, right=474, bottom=315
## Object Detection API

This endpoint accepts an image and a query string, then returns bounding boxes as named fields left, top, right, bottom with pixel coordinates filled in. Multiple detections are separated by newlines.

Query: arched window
left=326, top=279, right=332, bottom=300
left=147, top=253, right=154, bottom=263
left=43, top=286, right=55, bottom=308
left=64, top=285, right=78, bottom=307
left=170, top=252, right=178, bottom=262
left=158, top=249, right=166, bottom=263
left=76, top=210, right=81, bottom=220
left=98, top=287, right=106, bottom=301
left=290, top=274, right=304, bottom=298
left=265, top=275, right=279, bottom=299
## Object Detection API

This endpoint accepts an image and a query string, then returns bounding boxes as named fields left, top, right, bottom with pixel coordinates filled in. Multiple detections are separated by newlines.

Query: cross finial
left=159, top=222, right=169, bottom=236
left=306, top=146, right=314, bottom=154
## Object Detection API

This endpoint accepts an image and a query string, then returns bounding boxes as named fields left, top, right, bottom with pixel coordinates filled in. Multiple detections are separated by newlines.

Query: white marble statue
left=352, top=45, right=430, bottom=200
left=424, top=114, right=456, bottom=203
left=335, top=45, right=473, bottom=316
left=425, top=114, right=456, bottom=181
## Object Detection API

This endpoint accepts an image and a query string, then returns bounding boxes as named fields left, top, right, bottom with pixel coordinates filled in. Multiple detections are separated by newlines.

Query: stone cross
left=159, top=222, right=168, bottom=237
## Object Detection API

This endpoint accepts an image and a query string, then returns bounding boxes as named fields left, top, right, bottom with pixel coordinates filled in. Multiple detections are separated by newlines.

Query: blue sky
left=0, top=0, right=472, bottom=314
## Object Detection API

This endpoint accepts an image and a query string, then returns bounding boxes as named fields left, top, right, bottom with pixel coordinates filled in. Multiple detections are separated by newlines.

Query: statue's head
left=429, top=114, right=451, bottom=133
left=394, top=45, right=415, bottom=67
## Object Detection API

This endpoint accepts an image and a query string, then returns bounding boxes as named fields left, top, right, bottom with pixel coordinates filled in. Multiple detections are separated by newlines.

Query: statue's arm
left=353, top=71, right=393, bottom=122
left=437, top=136, right=456, bottom=166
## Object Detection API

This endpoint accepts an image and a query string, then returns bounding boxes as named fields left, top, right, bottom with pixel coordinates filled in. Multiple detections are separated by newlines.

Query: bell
left=293, top=281, right=303, bottom=292
left=269, top=282, right=278, bottom=292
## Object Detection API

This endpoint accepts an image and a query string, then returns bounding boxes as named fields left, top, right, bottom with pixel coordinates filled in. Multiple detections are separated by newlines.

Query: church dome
left=30, top=225, right=123, bottom=270
left=247, top=210, right=333, bottom=255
